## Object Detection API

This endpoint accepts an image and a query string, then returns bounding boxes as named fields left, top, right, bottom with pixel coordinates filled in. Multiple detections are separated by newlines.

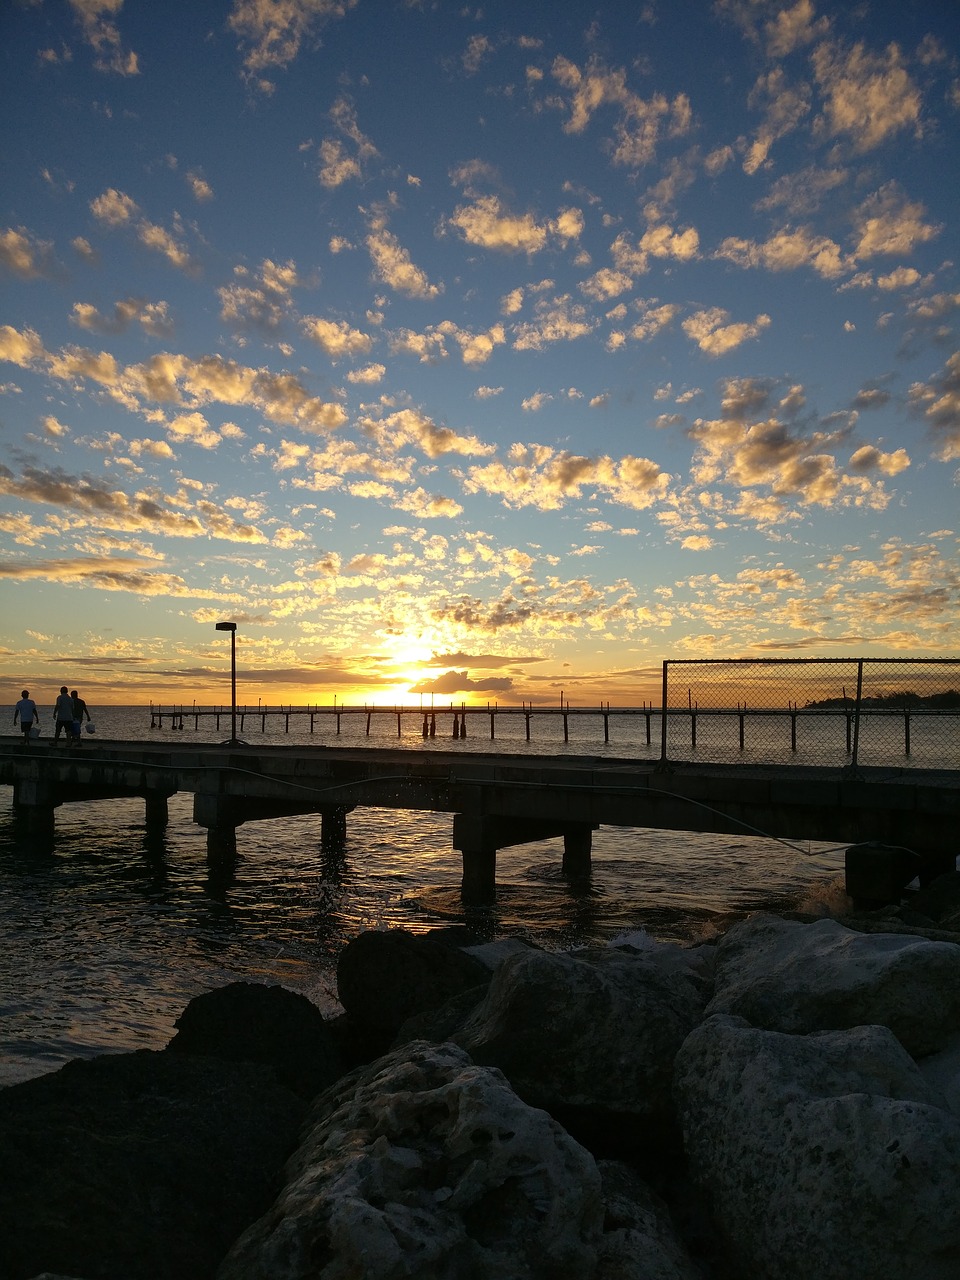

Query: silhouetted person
left=13, top=690, right=39, bottom=745
left=70, top=690, right=91, bottom=742
left=54, top=685, right=74, bottom=742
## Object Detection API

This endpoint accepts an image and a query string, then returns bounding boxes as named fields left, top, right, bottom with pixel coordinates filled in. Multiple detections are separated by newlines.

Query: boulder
left=452, top=944, right=710, bottom=1158
left=674, top=1014, right=960, bottom=1280
left=910, top=870, right=960, bottom=924
left=335, top=928, right=492, bottom=1055
left=217, top=1040, right=604, bottom=1280
left=388, top=939, right=544, bottom=1050
left=391, top=984, right=489, bottom=1049
left=0, top=1050, right=306, bottom=1280
left=916, top=1031, right=960, bottom=1118
left=595, top=1160, right=704, bottom=1280
left=462, top=936, right=540, bottom=971
left=706, top=913, right=960, bottom=1056
left=166, top=981, right=344, bottom=1098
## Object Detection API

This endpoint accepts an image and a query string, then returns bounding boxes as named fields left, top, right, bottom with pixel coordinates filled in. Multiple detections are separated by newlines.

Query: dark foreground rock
left=0, top=1051, right=305, bottom=1280
left=167, top=980, right=344, bottom=1098
left=335, top=927, right=491, bottom=1057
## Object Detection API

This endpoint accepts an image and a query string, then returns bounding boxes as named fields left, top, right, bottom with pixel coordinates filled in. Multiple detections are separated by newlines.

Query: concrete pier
left=1, top=739, right=956, bottom=903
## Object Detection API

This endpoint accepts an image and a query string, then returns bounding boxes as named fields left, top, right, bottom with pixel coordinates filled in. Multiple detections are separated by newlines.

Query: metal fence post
left=659, top=660, right=669, bottom=763
left=851, top=658, right=864, bottom=769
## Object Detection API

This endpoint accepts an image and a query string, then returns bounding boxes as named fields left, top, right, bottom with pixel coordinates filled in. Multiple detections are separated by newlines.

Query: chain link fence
left=660, top=657, right=960, bottom=769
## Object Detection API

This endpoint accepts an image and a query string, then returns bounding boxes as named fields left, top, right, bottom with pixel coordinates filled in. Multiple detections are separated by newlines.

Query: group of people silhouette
left=13, top=687, right=93, bottom=745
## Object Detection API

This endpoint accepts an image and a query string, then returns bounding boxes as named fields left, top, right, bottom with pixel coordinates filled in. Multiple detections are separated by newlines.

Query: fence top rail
left=663, top=656, right=959, bottom=666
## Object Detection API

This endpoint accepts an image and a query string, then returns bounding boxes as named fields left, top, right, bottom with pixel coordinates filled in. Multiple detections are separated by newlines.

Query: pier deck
left=1, top=739, right=956, bottom=903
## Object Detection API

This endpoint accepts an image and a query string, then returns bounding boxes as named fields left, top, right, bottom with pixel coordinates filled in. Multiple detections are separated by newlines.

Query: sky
left=2, top=0, right=959, bottom=709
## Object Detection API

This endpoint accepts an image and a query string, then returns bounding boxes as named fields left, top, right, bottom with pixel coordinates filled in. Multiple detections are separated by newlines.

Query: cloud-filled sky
left=2, top=0, right=958, bottom=706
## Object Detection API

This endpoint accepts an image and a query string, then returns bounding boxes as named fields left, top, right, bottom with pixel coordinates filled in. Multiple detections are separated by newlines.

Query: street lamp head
left=215, top=621, right=237, bottom=632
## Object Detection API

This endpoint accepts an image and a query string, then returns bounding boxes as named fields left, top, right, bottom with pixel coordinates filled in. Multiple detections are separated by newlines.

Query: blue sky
left=1, top=0, right=958, bottom=706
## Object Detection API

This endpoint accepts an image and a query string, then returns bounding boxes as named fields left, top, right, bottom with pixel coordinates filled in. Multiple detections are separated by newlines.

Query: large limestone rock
left=706, top=913, right=960, bottom=1055
left=390, top=940, right=544, bottom=1050
left=594, top=1160, right=704, bottom=1280
left=335, top=928, right=491, bottom=1054
left=674, top=1014, right=960, bottom=1280
left=0, top=1050, right=305, bottom=1280
left=217, top=1040, right=604, bottom=1280
left=166, top=981, right=344, bottom=1098
left=452, top=944, right=711, bottom=1156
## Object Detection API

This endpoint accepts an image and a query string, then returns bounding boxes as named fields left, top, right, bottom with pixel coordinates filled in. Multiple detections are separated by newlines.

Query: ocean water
left=1, top=703, right=951, bottom=1087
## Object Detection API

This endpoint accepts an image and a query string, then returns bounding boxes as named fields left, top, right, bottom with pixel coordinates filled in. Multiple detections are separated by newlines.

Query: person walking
left=54, top=685, right=74, bottom=742
left=70, top=690, right=91, bottom=742
left=13, top=690, right=39, bottom=745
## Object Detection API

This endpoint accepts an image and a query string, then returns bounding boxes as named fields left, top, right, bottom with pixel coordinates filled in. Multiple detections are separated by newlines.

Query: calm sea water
left=1, top=704, right=953, bottom=1087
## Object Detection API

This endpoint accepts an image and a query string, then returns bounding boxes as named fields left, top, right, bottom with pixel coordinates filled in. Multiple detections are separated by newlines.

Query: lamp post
left=214, top=621, right=239, bottom=745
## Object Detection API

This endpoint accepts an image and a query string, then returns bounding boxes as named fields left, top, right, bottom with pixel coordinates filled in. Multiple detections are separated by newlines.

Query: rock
left=217, top=1040, right=604, bottom=1280
left=0, top=1050, right=306, bottom=1280
left=604, top=935, right=716, bottom=995
left=916, top=1031, right=960, bottom=1119
left=452, top=944, right=710, bottom=1159
left=335, top=928, right=492, bottom=1055
left=706, top=912, right=960, bottom=1056
left=674, top=1014, right=960, bottom=1280
left=391, top=984, right=489, bottom=1049
left=595, top=1160, right=704, bottom=1280
left=166, top=981, right=344, bottom=1098
left=462, top=936, right=540, bottom=971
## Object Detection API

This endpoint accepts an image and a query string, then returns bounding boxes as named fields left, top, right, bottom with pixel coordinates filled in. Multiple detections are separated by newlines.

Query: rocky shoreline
left=3, top=866, right=960, bottom=1280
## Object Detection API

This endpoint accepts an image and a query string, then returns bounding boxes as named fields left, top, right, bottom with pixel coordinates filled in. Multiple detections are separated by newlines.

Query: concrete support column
left=320, top=805, right=348, bottom=851
left=144, top=790, right=170, bottom=827
left=206, top=826, right=238, bottom=861
left=562, top=825, right=593, bottom=877
left=11, top=779, right=58, bottom=837
left=22, top=804, right=57, bottom=838
left=453, top=813, right=497, bottom=906
left=194, top=792, right=239, bottom=862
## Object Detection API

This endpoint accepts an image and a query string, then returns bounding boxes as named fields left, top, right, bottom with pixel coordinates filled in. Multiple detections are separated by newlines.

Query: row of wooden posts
left=146, top=700, right=935, bottom=756
left=150, top=702, right=635, bottom=745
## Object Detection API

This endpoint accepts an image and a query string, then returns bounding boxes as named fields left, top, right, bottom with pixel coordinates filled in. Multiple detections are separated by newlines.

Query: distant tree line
left=805, top=690, right=960, bottom=710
